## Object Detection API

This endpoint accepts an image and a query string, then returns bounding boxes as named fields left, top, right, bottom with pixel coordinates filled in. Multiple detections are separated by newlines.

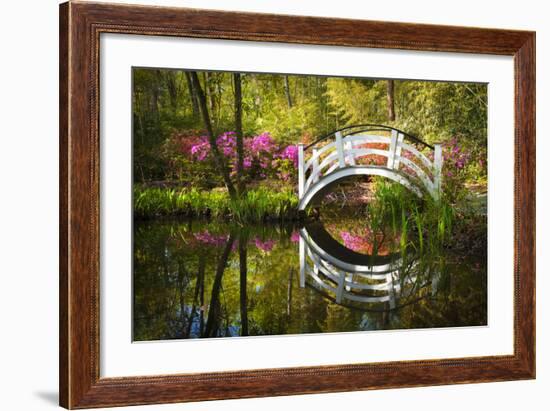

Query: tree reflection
left=239, top=234, right=249, bottom=336
left=204, top=234, right=235, bottom=338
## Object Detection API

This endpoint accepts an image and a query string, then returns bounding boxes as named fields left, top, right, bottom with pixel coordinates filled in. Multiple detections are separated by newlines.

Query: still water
left=133, top=217, right=487, bottom=341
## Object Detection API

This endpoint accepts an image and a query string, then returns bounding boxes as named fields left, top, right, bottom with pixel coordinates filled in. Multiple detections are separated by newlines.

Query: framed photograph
left=59, top=1, right=535, bottom=408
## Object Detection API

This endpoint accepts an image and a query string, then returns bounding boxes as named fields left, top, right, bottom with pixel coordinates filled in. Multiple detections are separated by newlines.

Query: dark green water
left=133, top=217, right=487, bottom=342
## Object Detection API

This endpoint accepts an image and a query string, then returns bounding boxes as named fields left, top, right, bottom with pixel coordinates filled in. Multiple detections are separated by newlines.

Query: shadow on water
left=133, top=213, right=487, bottom=342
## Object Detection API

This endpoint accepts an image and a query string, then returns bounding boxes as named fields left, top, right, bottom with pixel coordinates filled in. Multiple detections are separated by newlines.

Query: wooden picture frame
left=59, top=1, right=535, bottom=408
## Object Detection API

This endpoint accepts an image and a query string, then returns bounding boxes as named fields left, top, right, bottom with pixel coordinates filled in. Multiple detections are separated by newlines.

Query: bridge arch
left=297, top=124, right=443, bottom=211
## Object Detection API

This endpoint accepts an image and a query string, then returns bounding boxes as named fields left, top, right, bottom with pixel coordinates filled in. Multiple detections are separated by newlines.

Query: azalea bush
left=399, top=137, right=482, bottom=203
left=188, top=131, right=299, bottom=184
left=160, top=130, right=222, bottom=188
left=353, top=142, right=388, bottom=166
left=438, top=137, right=481, bottom=203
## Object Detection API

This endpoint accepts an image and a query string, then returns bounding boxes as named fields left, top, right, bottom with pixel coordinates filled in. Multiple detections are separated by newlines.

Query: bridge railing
left=298, top=126, right=443, bottom=203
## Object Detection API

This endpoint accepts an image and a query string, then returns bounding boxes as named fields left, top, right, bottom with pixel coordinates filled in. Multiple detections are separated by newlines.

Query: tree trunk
left=186, top=255, right=205, bottom=338
left=284, top=75, right=293, bottom=108
left=204, top=235, right=235, bottom=338
left=239, top=237, right=249, bottom=336
left=165, top=71, right=178, bottom=112
left=287, top=268, right=294, bottom=318
left=205, top=72, right=217, bottom=119
left=177, top=264, right=188, bottom=337
left=199, top=255, right=205, bottom=337
left=189, top=71, right=237, bottom=198
left=386, top=79, right=396, bottom=122
left=234, top=73, right=245, bottom=195
left=184, top=72, right=200, bottom=119
left=151, top=70, right=162, bottom=125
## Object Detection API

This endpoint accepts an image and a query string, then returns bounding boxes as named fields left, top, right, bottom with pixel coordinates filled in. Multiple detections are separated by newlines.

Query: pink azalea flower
left=193, top=231, right=228, bottom=246
left=254, top=237, right=276, bottom=252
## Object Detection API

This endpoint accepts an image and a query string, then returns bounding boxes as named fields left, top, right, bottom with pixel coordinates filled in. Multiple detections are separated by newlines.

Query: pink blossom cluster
left=444, top=137, right=471, bottom=172
left=188, top=131, right=299, bottom=181
left=176, top=135, right=206, bottom=157
left=254, top=237, right=276, bottom=252
left=353, top=142, right=388, bottom=166
left=193, top=231, right=228, bottom=246
left=422, top=137, right=473, bottom=179
left=249, top=132, right=278, bottom=154
left=339, top=229, right=392, bottom=255
left=278, top=145, right=299, bottom=168
left=340, top=231, right=372, bottom=253
left=190, top=131, right=238, bottom=162
left=401, top=138, right=473, bottom=179
left=189, top=139, right=210, bottom=161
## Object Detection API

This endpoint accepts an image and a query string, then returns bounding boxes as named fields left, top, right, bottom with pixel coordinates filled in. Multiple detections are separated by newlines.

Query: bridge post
left=335, top=131, right=346, bottom=168
left=433, top=143, right=443, bottom=199
left=345, top=140, right=355, bottom=166
left=335, top=270, right=345, bottom=303
left=387, top=129, right=399, bottom=169
left=298, top=143, right=305, bottom=199
left=299, top=236, right=306, bottom=288
left=387, top=272, right=396, bottom=310
left=312, top=148, right=320, bottom=184
left=345, top=273, right=353, bottom=291
left=393, top=133, right=405, bottom=170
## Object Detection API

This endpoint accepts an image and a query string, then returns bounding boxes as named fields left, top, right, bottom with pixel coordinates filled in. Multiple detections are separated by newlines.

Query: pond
left=133, top=215, right=487, bottom=342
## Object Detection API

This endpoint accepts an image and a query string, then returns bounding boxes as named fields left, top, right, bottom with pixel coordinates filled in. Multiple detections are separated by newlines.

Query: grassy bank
left=134, top=186, right=302, bottom=222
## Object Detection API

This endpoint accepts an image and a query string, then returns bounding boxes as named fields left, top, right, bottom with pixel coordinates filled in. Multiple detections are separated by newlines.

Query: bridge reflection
left=299, top=220, right=440, bottom=312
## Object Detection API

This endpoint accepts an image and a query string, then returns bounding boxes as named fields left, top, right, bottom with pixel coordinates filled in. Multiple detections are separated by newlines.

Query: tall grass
left=366, top=180, right=455, bottom=257
left=134, top=186, right=301, bottom=223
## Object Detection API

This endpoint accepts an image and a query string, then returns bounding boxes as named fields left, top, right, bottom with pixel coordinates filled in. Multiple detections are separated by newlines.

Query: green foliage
left=326, top=78, right=387, bottom=124
left=228, top=187, right=299, bottom=223
left=134, top=186, right=301, bottom=222
left=392, top=81, right=487, bottom=147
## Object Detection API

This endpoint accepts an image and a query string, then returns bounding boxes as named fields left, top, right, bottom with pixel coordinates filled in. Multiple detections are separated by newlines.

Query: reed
left=366, top=180, right=455, bottom=258
left=134, top=186, right=301, bottom=222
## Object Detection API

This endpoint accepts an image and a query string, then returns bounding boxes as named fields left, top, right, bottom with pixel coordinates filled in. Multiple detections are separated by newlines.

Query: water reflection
left=133, top=218, right=486, bottom=342
left=300, top=221, right=435, bottom=312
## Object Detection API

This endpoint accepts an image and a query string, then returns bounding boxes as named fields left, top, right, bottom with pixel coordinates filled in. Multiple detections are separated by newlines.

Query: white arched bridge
left=297, top=125, right=443, bottom=210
